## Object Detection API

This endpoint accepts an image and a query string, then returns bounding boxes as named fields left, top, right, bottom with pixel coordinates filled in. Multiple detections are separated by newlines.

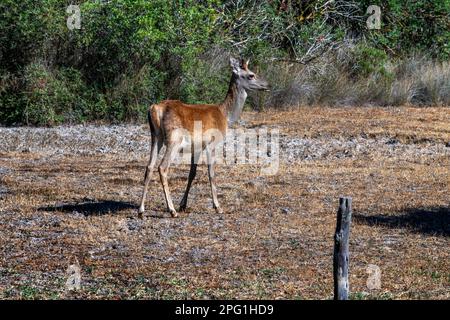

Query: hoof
left=170, top=209, right=178, bottom=218
left=215, top=207, right=224, bottom=214
left=179, top=204, right=187, bottom=212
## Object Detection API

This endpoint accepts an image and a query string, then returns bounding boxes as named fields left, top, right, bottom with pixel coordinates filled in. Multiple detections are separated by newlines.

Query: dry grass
left=260, top=56, right=450, bottom=108
left=0, top=106, right=449, bottom=300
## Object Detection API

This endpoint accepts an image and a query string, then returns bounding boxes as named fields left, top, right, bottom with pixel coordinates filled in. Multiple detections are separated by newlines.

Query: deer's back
left=150, top=100, right=227, bottom=136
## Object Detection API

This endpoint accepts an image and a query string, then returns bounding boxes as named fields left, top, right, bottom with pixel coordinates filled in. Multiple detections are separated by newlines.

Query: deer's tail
left=147, top=105, right=159, bottom=134
left=148, top=104, right=166, bottom=145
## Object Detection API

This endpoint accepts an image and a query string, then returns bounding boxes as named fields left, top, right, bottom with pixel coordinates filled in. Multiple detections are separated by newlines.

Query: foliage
left=0, top=0, right=449, bottom=125
left=358, top=0, right=450, bottom=60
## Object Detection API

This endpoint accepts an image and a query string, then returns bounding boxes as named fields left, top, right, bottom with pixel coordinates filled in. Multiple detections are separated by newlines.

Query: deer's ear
left=240, top=58, right=249, bottom=70
left=230, top=57, right=240, bottom=73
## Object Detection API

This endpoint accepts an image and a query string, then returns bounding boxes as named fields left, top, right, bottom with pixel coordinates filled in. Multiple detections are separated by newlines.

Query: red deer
left=138, top=57, right=269, bottom=217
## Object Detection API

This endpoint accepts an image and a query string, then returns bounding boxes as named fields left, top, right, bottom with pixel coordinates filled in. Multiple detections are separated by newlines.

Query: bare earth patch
left=0, top=106, right=449, bottom=299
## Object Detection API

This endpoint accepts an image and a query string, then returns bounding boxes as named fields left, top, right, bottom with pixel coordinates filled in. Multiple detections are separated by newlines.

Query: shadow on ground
left=38, top=200, right=137, bottom=216
left=355, top=206, right=450, bottom=237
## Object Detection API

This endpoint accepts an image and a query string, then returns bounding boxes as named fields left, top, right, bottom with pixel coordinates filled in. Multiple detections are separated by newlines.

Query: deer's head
left=230, top=57, right=270, bottom=92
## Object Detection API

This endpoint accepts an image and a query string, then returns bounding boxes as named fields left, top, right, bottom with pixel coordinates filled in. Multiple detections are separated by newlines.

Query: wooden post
left=333, top=197, right=352, bottom=300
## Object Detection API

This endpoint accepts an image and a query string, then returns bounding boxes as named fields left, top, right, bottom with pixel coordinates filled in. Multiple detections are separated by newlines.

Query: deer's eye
left=248, top=74, right=255, bottom=80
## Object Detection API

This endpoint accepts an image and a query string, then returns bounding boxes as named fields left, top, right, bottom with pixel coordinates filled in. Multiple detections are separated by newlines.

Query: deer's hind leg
left=159, top=139, right=182, bottom=217
left=138, top=134, right=162, bottom=215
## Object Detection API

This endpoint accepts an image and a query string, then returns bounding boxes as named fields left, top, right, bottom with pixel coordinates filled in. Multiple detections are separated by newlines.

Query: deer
left=138, top=57, right=269, bottom=217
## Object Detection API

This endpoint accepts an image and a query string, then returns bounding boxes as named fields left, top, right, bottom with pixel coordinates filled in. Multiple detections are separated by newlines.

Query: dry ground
left=0, top=106, right=449, bottom=299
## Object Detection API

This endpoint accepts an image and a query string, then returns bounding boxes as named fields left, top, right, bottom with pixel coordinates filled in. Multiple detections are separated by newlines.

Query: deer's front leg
left=206, top=147, right=223, bottom=214
left=179, top=151, right=200, bottom=212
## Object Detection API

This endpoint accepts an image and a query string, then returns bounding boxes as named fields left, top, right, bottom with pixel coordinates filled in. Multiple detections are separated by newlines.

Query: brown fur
left=138, top=58, right=269, bottom=217
left=150, top=100, right=227, bottom=140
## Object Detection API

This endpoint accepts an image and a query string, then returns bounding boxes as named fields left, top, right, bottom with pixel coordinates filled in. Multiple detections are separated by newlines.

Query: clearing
left=0, top=106, right=449, bottom=299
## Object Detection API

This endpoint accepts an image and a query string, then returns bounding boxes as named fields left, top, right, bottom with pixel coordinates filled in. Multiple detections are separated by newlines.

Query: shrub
left=255, top=51, right=450, bottom=109
left=1, top=0, right=449, bottom=125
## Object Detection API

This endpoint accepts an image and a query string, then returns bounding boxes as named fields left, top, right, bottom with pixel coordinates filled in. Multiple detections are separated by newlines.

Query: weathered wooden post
left=333, top=197, right=352, bottom=300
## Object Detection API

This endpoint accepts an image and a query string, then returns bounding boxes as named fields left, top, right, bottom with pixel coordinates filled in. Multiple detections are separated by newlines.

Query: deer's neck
left=220, top=75, right=247, bottom=125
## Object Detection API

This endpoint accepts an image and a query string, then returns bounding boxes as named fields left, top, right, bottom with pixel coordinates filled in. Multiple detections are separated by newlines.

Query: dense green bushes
left=1, top=0, right=449, bottom=125
left=359, top=0, right=450, bottom=60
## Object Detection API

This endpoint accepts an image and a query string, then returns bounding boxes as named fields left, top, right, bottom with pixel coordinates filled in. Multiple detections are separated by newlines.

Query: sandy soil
left=0, top=106, right=449, bottom=299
